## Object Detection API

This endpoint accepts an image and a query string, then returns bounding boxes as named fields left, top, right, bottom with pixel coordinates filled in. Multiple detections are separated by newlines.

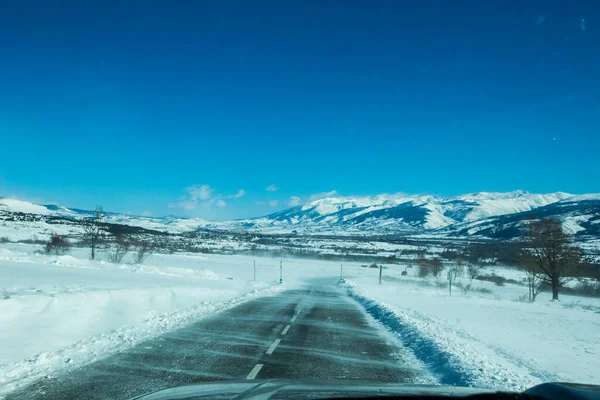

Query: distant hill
left=2, top=191, right=600, bottom=240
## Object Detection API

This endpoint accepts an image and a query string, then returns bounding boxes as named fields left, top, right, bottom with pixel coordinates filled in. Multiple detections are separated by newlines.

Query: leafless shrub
left=416, top=263, right=430, bottom=278
left=416, top=255, right=444, bottom=278
left=517, top=294, right=529, bottom=303
left=455, top=281, right=472, bottom=295
left=466, top=263, right=482, bottom=280
left=132, top=239, right=154, bottom=264
left=107, top=234, right=131, bottom=263
left=45, top=235, right=71, bottom=255
left=429, top=258, right=444, bottom=278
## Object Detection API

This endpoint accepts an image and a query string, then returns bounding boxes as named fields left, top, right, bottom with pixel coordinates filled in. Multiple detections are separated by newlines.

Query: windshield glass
left=0, top=1, right=599, bottom=399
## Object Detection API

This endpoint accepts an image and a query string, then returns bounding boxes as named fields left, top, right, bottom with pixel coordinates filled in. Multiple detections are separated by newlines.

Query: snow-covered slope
left=443, top=195, right=600, bottom=239
left=0, top=198, right=53, bottom=215
left=444, top=191, right=572, bottom=222
left=0, top=197, right=208, bottom=239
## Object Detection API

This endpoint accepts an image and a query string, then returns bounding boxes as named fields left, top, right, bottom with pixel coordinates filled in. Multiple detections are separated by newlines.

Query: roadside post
left=254, top=261, right=256, bottom=281
left=280, top=260, right=283, bottom=284
left=379, top=264, right=382, bottom=284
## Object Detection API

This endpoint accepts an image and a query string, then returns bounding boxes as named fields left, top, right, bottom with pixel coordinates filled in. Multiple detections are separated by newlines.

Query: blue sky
left=0, top=1, right=598, bottom=220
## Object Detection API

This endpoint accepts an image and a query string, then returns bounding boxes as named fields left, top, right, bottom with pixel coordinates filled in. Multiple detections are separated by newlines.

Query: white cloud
left=266, top=184, right=279, bottom=192
left=141, top=211, right=152, bottom=216
left=216, top=199, right=227, bottom=208
left=268, top=200, right=279, bottom=208
left=169, top=184, right=218, bottom=211
left=229, top=189, right=246, bottom=199
left=288, top=196, right=301, bottom=206
left=308, top=190, right=338, bottom=202
left=187, top=184, right=213, bottom=201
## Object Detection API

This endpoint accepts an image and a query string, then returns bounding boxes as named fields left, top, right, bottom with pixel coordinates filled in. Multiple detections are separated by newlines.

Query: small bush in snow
left=466, top=263, right=482, bottom=280
left=561, top=279, right=600, bottom=298
left=476, top=273, right=521, bottom=287
left=416, top=255, right=444, bottom=278
left=416, top=264, right=430, bottom=278
left=429, top=258, right=444, bottom=278
left=132, top=239, right=154, bottom=264
left=517, top=294, right=529, bottom=303
left=107, top=234, right=131, bottom=263
left=455, top=281, right=472, bottom=295
left=0, top=236, right=10, bottom=243
left=575, top=279, right=600, bottom=297
left=45, top=235, right=71, bottom=255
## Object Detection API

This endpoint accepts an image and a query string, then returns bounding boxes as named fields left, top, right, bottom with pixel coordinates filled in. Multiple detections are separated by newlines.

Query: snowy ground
left=343, top=264, right=600, bottom=390
left=1, top=244, right=599, bottom=394
left=0, top=244, right=328, bottom=394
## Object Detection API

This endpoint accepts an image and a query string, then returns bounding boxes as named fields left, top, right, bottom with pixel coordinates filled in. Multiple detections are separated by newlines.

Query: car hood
left=131, top=380, right=497, bottom=400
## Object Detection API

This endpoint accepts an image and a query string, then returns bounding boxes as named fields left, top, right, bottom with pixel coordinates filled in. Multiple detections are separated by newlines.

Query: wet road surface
left=7, top=286, right=424, bottom=399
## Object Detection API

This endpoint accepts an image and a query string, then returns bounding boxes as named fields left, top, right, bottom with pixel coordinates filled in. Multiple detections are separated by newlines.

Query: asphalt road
left=7, top=286, right=424, bottom=400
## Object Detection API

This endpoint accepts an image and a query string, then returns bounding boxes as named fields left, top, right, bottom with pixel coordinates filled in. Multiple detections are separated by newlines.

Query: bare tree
left=132, top=239, right=154, bottom=264
left=447, top=257, right=464, bottom=296
left=466, top=263, right=481, bottom=280
left=45, top=235, right=71, bottom=255
left=521, top=219, right=585, bottom=301
left=82, top=206, right=104, bottom=260
left=107, top=234, right=131, bottom=263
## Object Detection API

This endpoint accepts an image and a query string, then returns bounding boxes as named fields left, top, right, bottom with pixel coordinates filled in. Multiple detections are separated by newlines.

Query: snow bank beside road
left=344, top=266, right=600, bottom=391
left=0, top=246, right=291, bottom=394
left=0, top=287, right=278, bottom=395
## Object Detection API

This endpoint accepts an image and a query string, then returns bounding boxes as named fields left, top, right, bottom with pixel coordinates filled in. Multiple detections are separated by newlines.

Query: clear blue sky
left=0, top=1, right=598, bottom=220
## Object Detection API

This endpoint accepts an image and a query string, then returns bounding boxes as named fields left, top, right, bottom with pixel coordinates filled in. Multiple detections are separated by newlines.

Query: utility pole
left=279, top=260, right=283, bottom=284
left=254, top=261, right=256, bottom=282
left=379, top=264, right=382, bottom=285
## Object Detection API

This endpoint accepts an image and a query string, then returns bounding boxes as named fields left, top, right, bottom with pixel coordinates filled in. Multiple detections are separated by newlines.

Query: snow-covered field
left=1, top=243, right=598, bottom=394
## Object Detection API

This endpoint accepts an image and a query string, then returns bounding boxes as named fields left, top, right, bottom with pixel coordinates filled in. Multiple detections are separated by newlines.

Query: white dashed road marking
left=265, top=338, right=281, bottom=355
left=246, top=363, right=264, bottom=379
left=246, top=304, right=299, bottom=378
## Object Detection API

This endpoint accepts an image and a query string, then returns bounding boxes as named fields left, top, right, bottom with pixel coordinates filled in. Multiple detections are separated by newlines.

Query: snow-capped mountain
left=229, top=191, right=584, bottom=235
left=2, top=191, right=600, bottom=240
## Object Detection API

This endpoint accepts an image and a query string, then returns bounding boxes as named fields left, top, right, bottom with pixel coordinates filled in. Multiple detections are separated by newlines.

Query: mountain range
left=1, top=191, right=600, bottom=240
left=224, top=191, right=600, bottom=238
